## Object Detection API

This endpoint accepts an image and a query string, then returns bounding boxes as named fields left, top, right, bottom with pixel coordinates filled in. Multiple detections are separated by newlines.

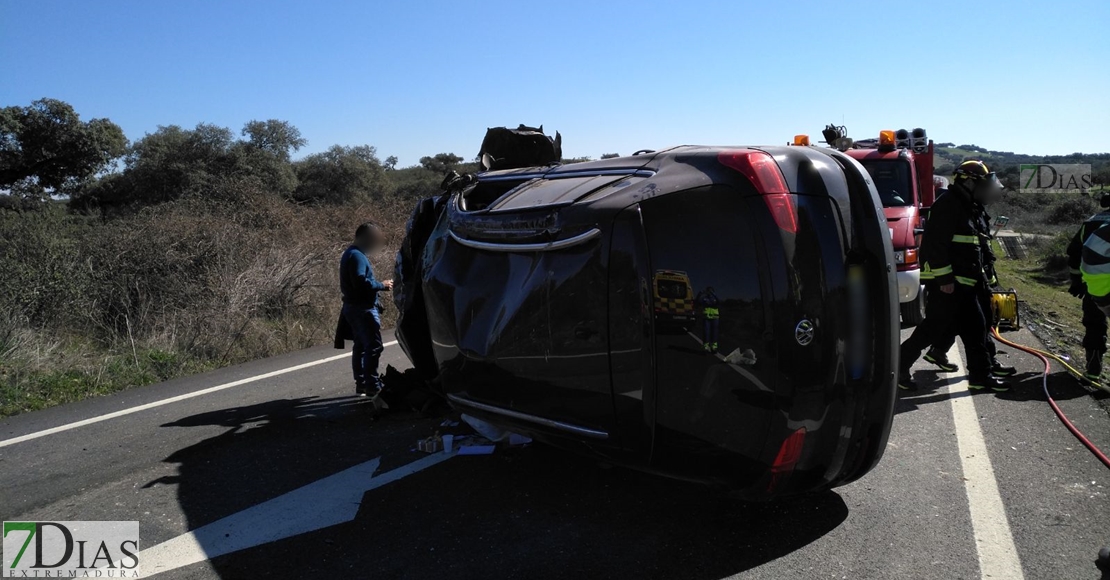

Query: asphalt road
left=1, top=326, right=1108, bottom=579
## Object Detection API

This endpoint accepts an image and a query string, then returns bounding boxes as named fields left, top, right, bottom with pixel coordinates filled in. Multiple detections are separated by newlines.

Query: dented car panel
left=395, top=145, right=898, bottom=498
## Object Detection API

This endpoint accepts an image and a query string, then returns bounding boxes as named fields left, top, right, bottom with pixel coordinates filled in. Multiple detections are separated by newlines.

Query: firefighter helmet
left=954, top=160, right=992, bottom=182
left=955, top=160, right=1002, bottom=203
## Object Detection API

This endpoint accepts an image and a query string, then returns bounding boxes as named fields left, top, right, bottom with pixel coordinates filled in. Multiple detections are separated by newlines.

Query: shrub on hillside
left=0, top=207, right=93, bottom=326
left=1, top=186, right=414, bottom=415
left=1046, top=196, right=1096, bottom=225
left=71, top=121, right=304, bottom=211
left=292, top=145, right=391, bottom=204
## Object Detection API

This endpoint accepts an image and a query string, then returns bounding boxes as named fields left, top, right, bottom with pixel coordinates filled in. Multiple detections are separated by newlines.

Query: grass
left=991, top=234, right=1110, bottom=394
left=0, top=345, right=217, bottom=416
left=993, top=254, right=1087, bottom=361
left=992, top=245, right=1110, bottom=423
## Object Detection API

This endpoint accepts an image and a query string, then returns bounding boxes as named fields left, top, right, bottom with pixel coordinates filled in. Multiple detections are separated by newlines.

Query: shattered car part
left=477, top=124, right=562, bottom=171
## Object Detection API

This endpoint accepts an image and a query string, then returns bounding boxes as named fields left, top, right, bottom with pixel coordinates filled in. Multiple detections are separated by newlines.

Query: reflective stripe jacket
left=979, top=208, right=998, bottom=286
left=695, top=291, right=720, bottom=319
left=1081, top=224, right=1110, bottom=298
left=1066, top=210, right=1110, bottom=279
left=920, top=183, right=990, bottom=287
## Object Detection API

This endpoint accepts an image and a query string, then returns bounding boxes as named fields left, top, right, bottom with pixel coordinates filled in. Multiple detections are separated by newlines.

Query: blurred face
left=974, top=174, right=1004, bottom=205
left=356, top=227, right=383, bottom=252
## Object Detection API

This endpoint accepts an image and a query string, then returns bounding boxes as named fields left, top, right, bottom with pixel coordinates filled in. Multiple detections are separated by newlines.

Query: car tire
left=900, top=285, right=926, bottom=327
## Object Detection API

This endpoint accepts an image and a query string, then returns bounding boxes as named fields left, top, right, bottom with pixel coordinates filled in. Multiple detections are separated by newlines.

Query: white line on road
left=946, top=346, right=1025, bottom=580
left=0, top=341, right=398, bottom=449
left=140, top=450, right=454, bottom=576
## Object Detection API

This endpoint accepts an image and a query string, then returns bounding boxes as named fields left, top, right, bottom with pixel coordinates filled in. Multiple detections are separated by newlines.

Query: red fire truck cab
left=799, top=127, right=938, bottom=326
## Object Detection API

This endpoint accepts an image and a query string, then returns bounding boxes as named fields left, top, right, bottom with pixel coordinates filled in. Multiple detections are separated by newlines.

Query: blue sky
left=2, top=0, right=1107, bottom=165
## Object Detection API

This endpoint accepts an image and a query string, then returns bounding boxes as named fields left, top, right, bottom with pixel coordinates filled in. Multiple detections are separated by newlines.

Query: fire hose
left=990, top=327, right=1110, bottom=469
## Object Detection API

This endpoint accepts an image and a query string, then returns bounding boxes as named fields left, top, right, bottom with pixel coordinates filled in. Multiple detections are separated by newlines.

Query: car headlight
left=893, top=250, right=905, bottom=264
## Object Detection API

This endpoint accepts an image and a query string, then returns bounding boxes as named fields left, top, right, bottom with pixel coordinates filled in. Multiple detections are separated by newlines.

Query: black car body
left=395, top=145, right=898, bottom=499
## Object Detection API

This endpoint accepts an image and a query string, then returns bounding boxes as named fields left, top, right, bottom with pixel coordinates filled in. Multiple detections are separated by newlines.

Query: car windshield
left=862, top=160, right=914, bottom=208
left=657, top=279, right=687, bottom=299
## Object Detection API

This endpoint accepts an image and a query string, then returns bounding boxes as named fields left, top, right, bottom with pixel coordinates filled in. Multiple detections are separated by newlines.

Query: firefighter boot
left=897, top=368, right=918, bottom=392
left=990, top=360, right=1017, bottom=377
left=969, top=376, right=1010, bottom=392
left=924, top=349, right=959, bottom=372
left=1084, top=349, right=1104, bottom=384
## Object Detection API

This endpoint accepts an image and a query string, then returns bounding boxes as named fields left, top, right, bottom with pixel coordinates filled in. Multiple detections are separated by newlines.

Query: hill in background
left=932, top=143, right=1110, bottom=190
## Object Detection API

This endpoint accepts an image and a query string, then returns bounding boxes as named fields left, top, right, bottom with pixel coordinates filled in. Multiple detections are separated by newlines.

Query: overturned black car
left=396, top=130, right=898, bottom=499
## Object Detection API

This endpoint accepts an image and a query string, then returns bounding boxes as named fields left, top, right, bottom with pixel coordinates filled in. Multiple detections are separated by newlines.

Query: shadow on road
left=895, top=366, right=1099, bottom=415
left=995, top=369, right=1107, bottom=404
left=894, top=371, right=962, bottom=414
left=150, top=395, right=849, bottom=579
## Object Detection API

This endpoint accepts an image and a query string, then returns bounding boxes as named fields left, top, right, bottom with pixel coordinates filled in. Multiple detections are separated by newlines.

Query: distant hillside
left=939, top=143, right=1110, bottom=238
left=932, top=143, right=1110, bottom=188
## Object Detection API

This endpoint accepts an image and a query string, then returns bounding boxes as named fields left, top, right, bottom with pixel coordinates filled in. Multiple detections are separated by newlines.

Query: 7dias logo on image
left=1019, top=164, right=1094, bottom=193
left=3, top=521, right=140, bottom=578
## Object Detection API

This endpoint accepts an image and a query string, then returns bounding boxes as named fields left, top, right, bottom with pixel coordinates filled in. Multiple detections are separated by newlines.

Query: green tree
left=293, top=145, right=390, bottom=204
left=1093, top=167, right=1110, bottom=187
left=230, top=142, right=299, bottom=198
left=241, top=119, right=306, bottom=160
left=235, top=120, right=304, bottom=197
left=117, top=123, right=239, bottom=205
left=384, top=156, right=399, bottom=170
left=0, top=98, right=127, bottom=200
left=74, top=120, right=307, bottom=209
left=419, top=152, right=463, bottom=173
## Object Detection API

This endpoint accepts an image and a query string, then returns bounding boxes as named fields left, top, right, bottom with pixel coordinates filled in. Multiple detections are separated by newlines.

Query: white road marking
left=140, top=450, right=454, bottom=576
left=0, top=341, right=398, bottom=449
left=945, top=346, right=1025, bottom=579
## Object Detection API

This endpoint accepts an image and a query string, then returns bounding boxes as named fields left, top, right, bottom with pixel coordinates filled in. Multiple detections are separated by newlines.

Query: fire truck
left=794, top=125, right=939, bottom=326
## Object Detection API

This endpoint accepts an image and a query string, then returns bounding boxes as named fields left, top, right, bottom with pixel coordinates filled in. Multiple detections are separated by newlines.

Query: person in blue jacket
left=340, top=222, right=393, bottom=396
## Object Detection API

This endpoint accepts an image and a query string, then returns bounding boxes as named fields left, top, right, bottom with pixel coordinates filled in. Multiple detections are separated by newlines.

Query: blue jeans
left=343, top=304, right=383, bottom=390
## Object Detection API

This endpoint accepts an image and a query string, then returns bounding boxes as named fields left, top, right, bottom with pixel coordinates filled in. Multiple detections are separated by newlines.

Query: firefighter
left=923, top=185, right=1017, bottom=378
left=899, top=160, right=1010, bottom=392
left=1065, top=192, right=1110, bottom=383
left=695, top=286, right=720, bottom=353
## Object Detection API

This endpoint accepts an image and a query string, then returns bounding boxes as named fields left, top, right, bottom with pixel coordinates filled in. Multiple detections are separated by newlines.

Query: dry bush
left=2, top=171, right=427, bottom=416
left=72, top=189, right=412, bottom=363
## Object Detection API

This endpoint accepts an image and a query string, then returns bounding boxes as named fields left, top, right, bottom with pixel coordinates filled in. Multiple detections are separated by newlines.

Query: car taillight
left=717, top=150, right=796, bottom=234
left=767, top=427, right=806, bottom=492
left=762, top=193, right=798, bottom=234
